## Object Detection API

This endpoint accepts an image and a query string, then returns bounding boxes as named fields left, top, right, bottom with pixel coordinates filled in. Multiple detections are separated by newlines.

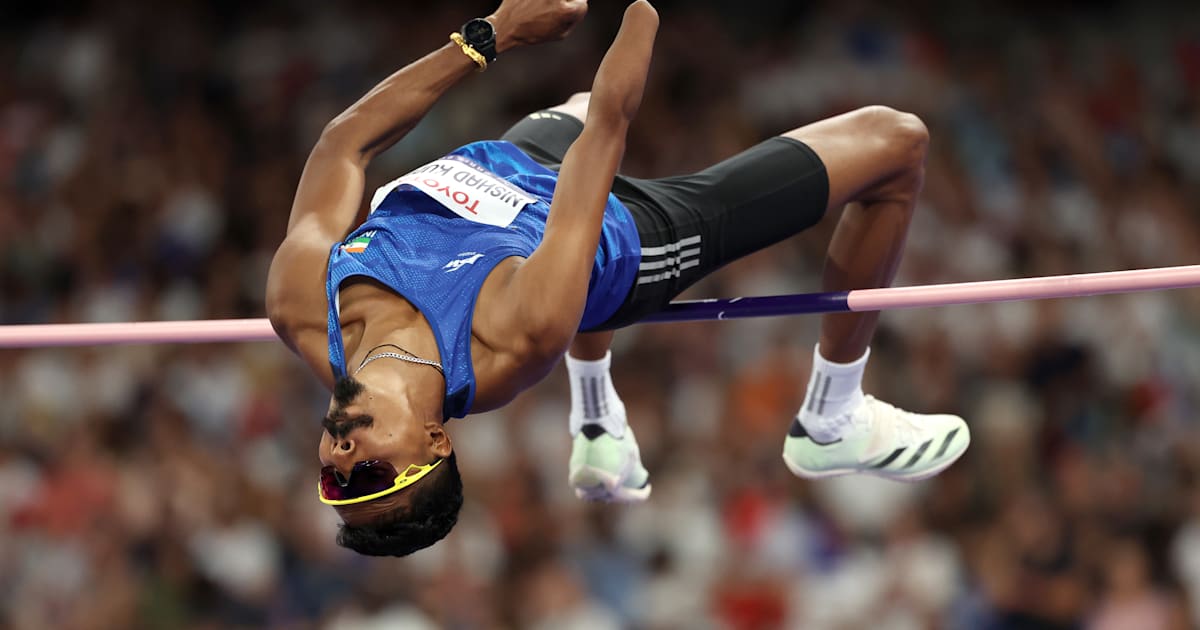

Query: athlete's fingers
left=493, top=0, right=588, bottom=46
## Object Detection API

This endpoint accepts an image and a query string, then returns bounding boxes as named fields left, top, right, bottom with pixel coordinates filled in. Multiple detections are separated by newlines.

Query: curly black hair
left=335, top=451, right=463, bottom=557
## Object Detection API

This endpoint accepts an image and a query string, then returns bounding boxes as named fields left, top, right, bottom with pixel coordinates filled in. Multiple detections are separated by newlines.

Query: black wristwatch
left=460, top=18, right=498, bottom=63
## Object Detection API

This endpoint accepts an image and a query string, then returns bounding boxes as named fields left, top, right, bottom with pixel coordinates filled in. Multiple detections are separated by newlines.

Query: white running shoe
left=782, top=395, right=970, bottom=482
left=568, top=425, right=652, bottom=503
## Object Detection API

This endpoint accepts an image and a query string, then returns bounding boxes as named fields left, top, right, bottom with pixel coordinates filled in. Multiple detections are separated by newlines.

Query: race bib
left=370, top=156, right=535, bottom=227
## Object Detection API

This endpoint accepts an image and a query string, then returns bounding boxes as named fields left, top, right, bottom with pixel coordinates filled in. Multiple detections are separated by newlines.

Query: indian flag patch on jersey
left=341, top=230, right=376, bottom=254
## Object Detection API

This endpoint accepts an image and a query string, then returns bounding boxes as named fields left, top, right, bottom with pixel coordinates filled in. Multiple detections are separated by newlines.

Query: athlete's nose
left=329, top=439, right=357, bottom=473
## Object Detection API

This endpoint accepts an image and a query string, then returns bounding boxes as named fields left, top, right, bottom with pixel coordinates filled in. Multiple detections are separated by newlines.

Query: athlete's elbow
left=587, top=71, right=643, bottom=128
left=521, top=314, right=576, bottom=359
left=316, top=113, right=378, bottom=164
left=586, top=89, right=638, bottom=132
left=264, top=294, right=299, bottom=350
left=531, top=328, right=574, bottom=360
left=318, top=113, right=358, bottom=148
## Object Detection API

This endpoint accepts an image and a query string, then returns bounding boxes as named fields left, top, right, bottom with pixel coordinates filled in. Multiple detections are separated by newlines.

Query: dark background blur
left=3, top=1, right=1200, bottom=628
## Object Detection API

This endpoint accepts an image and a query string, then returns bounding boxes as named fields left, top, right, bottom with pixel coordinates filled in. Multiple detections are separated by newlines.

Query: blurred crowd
left=3, top=0, right=1200, bottom=628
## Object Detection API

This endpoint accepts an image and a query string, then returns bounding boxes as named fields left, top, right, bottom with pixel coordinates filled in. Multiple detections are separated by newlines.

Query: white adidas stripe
left=638, top=248, right=701, bottom=271
left=637, top=235, right=703, bottom=285
left=641, top=235, right=701, bottom=257
left=637, top=259, right=701, bottom=284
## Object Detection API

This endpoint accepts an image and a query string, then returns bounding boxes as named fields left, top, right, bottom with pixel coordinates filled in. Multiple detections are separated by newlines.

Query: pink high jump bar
left=849, top=264, right=1200, bottom=311
left=1, top=265, right=1198, bottom=347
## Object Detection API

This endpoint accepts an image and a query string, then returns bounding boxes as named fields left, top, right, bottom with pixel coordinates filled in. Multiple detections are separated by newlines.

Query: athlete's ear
left=425, top=422, right=453, bottom=458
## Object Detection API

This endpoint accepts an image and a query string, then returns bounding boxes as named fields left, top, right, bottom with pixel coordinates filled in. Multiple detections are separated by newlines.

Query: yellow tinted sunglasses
left=318, top=458, right=443, bottom=506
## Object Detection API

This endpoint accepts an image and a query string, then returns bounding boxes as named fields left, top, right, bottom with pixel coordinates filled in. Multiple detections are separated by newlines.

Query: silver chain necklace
left=354, top=343, right=444, bottom=377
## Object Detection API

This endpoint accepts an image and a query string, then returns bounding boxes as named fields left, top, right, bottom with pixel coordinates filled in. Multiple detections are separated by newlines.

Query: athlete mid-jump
left=266, top=0, right=970, bottom=557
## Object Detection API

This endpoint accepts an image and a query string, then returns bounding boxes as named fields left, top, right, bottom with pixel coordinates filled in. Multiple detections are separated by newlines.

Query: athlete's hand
left=490, top=0, right=588, bottom=52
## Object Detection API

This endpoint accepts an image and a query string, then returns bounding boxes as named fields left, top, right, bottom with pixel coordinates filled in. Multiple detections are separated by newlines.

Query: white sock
left=566, top=351, right=627, bottom=438
left=797, top=344, right=869, bottom=442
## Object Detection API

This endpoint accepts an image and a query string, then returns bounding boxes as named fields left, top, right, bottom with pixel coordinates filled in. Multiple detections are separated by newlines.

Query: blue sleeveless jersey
left=326, top=141, right=641, bottom=419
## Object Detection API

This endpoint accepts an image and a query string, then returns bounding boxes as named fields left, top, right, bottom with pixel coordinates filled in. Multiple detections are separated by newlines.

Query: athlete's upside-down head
left=318, top=374, right=463, bottom=557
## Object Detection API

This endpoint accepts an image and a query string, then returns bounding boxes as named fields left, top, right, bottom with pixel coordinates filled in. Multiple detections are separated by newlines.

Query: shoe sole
left=570, top=465, right=652, bottom=503
left=782, top=433, right=971, bottom=483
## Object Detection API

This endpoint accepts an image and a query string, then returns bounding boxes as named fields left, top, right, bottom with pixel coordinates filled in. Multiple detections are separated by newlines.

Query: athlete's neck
left=347, top=321, right=446, bottom=420
left=338, top=278, right=445, bottom=417
left=349, top=321, right=441, bottom=376
left=339, top=279, right=441, bottom=365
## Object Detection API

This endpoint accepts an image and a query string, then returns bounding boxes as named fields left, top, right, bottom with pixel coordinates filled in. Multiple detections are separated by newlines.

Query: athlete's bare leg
left=782, top=106, right=929, bottom=363
left=567, top=102, right=924, bottom=364
left=570, top=330, right=613, bottom=360
left=780, top=106, right=966, bottom=484
left=566, top=104, right=924, bottom=371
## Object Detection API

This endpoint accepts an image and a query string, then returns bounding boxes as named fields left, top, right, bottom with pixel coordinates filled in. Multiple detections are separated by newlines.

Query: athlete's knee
left=845, top=106, right=928, bottom=201
left=842, top=106, right=928, bottom=171
left=889, top=110, right=929, bottom=168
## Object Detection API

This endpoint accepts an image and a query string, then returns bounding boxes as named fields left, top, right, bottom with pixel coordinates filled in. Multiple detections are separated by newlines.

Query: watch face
left=464, top=19, right=494, bottom=43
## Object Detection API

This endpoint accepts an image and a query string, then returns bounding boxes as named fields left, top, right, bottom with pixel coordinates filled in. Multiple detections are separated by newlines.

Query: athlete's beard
left=333, top=375, right=365, bottom=410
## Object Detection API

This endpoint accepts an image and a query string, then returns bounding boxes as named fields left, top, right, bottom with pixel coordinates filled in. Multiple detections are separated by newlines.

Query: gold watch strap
left=450, top=32, right=487, bottom=72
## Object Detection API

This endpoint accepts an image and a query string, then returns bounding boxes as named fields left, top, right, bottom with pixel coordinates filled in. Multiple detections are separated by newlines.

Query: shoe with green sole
left=569, top=424, right=652, bottom=502
left=783, top=395, right=970, bottom=482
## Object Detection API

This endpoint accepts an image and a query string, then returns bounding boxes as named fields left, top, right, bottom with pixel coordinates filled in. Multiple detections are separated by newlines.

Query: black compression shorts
left=500, top=110, right=830, bottom=330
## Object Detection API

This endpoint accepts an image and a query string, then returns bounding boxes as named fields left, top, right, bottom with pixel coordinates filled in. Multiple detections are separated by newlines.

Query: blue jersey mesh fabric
left=326, top=141, right=641, bottom=419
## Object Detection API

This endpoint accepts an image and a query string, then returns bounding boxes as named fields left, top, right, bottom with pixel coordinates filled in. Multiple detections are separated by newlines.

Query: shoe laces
left=863, top=395, right=925, bottom=447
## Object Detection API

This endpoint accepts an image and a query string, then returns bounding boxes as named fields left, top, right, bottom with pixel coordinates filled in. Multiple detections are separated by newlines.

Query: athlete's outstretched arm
left=266, top=0, right=586, bottom=352
left=505, top=1, right=659, bottom=356
left=282, top=0, right=587, bottom=241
